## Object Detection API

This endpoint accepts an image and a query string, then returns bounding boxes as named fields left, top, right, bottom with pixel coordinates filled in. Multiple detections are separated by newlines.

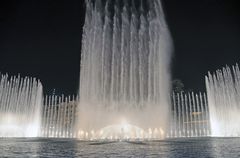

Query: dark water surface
left=0, top=138, right=240, bottom=157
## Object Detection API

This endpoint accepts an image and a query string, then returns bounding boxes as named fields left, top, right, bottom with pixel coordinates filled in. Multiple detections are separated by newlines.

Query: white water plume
left=206, top=64, right=240, bottom=137
left=0, top=73, right=42, bottom=137
left=77, top=0, right=173, bottom=139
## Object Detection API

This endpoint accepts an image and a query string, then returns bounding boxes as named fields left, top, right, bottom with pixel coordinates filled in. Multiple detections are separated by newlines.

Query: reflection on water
left=0, top=138, right=240, bottom=157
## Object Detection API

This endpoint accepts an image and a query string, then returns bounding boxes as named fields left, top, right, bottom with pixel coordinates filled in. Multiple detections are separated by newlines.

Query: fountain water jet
left=41, top=95, right=77, bottom=138
left=0, top=73, right=43, bottom=137
left=76, top=0, right=173, bottom=140
left=169, top=92, right=210, bottom=138
left=206, top=64, right=240, bottom=137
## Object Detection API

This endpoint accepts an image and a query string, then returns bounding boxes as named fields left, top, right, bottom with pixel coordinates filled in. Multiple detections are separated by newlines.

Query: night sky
left=0, top=0, right=240, bottom=95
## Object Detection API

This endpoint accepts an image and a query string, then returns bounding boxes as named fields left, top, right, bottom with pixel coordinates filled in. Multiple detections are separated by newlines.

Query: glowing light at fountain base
left=0, top=113, right=40, bottom=137
left=76, top=121, right=165, bottom=141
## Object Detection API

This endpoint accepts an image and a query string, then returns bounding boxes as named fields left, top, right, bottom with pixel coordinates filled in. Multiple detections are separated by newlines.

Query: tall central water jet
left=77, top=0, right=172, bottom=139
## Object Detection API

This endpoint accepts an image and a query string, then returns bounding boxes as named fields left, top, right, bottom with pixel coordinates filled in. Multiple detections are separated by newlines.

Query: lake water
left=0, top=138, right=240, bottom=157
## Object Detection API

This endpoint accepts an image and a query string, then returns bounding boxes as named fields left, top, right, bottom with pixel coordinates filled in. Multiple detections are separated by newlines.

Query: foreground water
left=0, top=138, right=240, bottom=157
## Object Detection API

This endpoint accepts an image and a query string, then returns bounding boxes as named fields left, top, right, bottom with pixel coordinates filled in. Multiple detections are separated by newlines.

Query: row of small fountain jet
left=41, top=93, right=211, bottom=139
left=0, top=74, right=210, bottom=139
left=0, top=63, right=240, bottom=138
left=41, top=95, right=78, bottom=138
left=40, top=91, right=211, bottom=139
left=169, top=92, right=210, bottom=138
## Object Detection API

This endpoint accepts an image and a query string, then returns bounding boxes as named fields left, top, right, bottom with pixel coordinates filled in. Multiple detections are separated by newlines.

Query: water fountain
left=41, top=95, right=77, bottom=138
left=169, top=92, right=210, bottom=138
left=77, top=0, right=172, bottom=140
left=0, top=73, right=42, bottom=137
left=2, top=0, right=237, bottom=140
left=206, top=64, right=240, bottom=137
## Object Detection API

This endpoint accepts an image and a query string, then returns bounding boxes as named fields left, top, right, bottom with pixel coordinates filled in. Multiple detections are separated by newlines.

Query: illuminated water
left=1, top=0, right=240, bottom=141
left=78, top=0, right=172, bottom=139
left=41, top=95, right=77, bottom=138
left=0, top=74, right=42, bottom=137
left=206, top=64, right=240, bottom=137
left=0, top=138, right=240, bottom=157
left=170, top=92, right=211, bottom=138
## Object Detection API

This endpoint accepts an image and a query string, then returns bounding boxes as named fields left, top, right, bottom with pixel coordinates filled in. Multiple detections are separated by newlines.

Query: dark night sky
left=0, top=0, right=240, bottom=95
